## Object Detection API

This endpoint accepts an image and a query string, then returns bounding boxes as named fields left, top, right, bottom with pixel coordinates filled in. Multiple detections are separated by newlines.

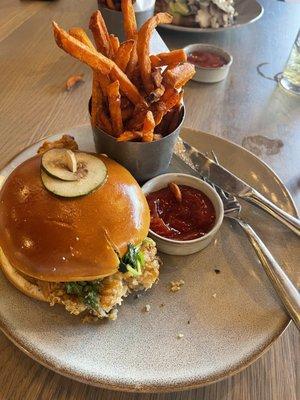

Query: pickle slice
left=41, top=152, right=107, bottom=198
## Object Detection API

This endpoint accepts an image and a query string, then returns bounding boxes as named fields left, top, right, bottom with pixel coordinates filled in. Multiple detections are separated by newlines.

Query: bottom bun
left=0, top=239, right=160, bottom=321
left=0, top=247, right=46, bottom=302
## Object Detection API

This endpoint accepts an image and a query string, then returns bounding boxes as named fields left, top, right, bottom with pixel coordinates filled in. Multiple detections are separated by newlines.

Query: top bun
left=0, top=154, right=150, bottom=282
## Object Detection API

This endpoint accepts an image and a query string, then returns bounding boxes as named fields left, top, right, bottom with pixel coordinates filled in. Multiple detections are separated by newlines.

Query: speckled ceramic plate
left=159, top=0, right=264, bottom=33
left=0, top=126, right=298, bottom=392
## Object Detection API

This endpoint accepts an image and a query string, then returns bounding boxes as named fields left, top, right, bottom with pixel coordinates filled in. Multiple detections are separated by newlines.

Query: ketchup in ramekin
left=187, top=51, right=227, bottom=69
left=146, top=184, right=216, bottom=241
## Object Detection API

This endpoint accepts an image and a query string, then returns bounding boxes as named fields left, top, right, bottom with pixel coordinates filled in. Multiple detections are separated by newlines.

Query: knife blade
left=174, top=139, right=252, bottom=197
left=173, top=138, right=300, bottom=236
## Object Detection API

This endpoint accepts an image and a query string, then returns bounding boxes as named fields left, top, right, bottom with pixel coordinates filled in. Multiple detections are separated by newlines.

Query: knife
left=173, top=139, right=300, bottom=236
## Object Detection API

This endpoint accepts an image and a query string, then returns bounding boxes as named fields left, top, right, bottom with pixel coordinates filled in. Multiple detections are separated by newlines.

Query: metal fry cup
left=90, top=102, right=185, bottom=183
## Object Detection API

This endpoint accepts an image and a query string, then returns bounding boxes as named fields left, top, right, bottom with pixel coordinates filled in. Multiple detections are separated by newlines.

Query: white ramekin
left=184, top=43, right=233, bottom=83
left=142, top=173, right=224, bottom=256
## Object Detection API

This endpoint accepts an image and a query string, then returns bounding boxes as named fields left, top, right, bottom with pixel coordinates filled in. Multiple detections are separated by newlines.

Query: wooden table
left=0, top=0, right=298, bottom=399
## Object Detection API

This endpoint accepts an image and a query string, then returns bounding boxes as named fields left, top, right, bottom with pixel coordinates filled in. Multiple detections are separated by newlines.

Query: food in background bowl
left=97, top=0, right=155, bottom=40
left=155, top=0, right=237, bottom=29
left=187, top=50, right=226, bottom=68
left=184, top=44, right=233, bottom=83
left=98, top=0, right=134, bottom=11
left=0, top=137, right=160, bottom=321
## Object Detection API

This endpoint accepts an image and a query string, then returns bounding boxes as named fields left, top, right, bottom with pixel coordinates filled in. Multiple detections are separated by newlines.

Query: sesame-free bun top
left=0, top=154, right=150, bottom=282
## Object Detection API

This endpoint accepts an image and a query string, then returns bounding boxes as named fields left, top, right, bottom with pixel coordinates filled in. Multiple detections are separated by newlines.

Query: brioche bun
left=0, top=154, right=150, bottom=282
left=0, top=247, right=47, bottom=301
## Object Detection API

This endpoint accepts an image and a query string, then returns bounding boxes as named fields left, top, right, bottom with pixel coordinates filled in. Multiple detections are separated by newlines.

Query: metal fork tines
left=206, top=150, right=300, bottom=331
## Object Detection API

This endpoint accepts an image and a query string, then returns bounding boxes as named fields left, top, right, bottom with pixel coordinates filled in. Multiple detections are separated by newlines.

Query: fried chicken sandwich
left=0, top=140, right=159, bottom=321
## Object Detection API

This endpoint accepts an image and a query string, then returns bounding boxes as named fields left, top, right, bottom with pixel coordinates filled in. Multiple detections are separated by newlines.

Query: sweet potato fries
left=52, top=0, right=195, bottom=141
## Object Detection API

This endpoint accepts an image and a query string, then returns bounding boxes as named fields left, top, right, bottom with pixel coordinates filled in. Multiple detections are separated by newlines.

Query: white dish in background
left=97, top=1, right=154, bottom=41
left=142, top=173, right=224, bottom=255
left=184, top=44, right=233, bottom=83
left=159, top=0, right=264, bottom=33
left=0, top=126, right=298, bottom=392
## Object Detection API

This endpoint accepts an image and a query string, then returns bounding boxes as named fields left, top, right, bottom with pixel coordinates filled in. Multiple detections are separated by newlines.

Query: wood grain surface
left=0, top=0, right=299, bottom=399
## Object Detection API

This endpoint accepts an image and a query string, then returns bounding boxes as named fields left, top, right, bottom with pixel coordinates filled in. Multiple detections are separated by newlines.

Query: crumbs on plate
left=169, top=279, right=185, bottom=292
left=144, top=304, right=151, bottom=312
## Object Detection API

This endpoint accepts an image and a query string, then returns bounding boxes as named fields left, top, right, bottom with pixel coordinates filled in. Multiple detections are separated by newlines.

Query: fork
left=207, top=151, right=300, bottom=331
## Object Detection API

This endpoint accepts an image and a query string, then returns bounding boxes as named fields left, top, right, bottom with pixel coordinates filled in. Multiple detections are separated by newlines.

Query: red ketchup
left=187, top=51, right=226, bottom=68
left=146, top=185, right=216, bottom=241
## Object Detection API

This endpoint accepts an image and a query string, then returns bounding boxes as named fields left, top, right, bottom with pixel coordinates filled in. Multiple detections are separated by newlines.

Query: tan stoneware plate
left=0, top=126, right=298, bottom=393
